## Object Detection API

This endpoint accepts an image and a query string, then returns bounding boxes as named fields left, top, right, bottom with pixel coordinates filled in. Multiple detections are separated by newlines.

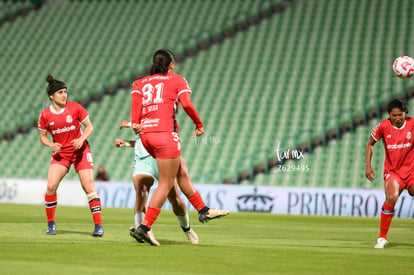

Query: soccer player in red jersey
left=38, top=75, right=103, bottom=237
left=114, top=121, right=199, bottom=245
left=365, top=98, right=414, bottom=248
left=130, top=49, right=229, bottom=245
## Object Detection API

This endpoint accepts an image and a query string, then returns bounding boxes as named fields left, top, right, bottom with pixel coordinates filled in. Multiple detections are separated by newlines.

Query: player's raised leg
left=176, top=157, right=229, bottom=223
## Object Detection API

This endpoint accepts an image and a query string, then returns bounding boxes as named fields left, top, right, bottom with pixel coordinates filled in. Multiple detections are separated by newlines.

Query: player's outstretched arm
left=119, top=120, right=131, bottom=129
left=114, top=138, right=135, bottom=148
left=365, top=136, right=377, bottom=182
left=118, top=119, right=143, bottom=134
left=179, top=92, right=204, bottom=136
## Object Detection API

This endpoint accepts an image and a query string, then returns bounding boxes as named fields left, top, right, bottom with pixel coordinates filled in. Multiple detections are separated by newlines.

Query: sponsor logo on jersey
left=387, top=142, right=411, bottom=149
left=52, top=125, right=76, bottom=134
left=141, top=118, right=160, bottom=128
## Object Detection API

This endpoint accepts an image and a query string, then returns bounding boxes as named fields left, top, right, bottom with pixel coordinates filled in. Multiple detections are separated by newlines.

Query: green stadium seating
left=0, top=0, right=34, bottom=22
left=1, top=0, right=414, bottom=188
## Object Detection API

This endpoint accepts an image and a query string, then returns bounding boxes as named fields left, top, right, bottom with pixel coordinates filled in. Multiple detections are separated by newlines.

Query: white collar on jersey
left=49, top=105, right=66, bottom=114
left=392, top=119, right=406, bottom=130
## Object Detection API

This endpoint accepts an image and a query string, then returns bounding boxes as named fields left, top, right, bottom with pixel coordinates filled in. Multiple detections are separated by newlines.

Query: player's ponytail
left=46, top=75, right=54, bottom=84
left=46, top=75, right=66, bottom=97
left=149, top=49, right=175, bottom=75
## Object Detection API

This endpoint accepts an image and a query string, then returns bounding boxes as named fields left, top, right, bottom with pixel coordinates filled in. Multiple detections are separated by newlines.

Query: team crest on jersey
left=66, top=115, right=73, bottom=123
left=407, top=131, right=412, bottom=140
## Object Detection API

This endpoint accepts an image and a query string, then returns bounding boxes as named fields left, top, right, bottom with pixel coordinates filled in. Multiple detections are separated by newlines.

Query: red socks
left=187, top=191, right=206, bottom=211
left=379, top=203, right=394, bottom=239
left=89, top=198, right=103, bottom=226
left=142, top=207, right=161, bottom=228
left=45, top=194, right=57, bottom=222
left=45, top=194, right=102, bottom=226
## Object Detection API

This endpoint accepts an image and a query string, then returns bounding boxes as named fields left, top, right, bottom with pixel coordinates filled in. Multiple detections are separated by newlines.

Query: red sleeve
left=131, top=92, right=142, bottom=124
left=371, top=122, right=382, bottom=141
left=176, top=74, right=191, bottom=94
left=76, top=102, right=89, bottom=123
left=179, top=92, right=203, bottom=128
left=37, top=112, right=47, bottom=131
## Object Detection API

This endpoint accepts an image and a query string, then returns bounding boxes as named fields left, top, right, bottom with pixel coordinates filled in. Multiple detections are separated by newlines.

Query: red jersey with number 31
left=130, top=72, right=191, bottom=133
left=38, top=101, right=89, bottom=154
left=371, top=117, right=414, bottom=177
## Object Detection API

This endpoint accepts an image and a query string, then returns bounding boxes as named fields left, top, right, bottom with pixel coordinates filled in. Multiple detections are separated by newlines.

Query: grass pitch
left=0, top=204, right=413, bottom=274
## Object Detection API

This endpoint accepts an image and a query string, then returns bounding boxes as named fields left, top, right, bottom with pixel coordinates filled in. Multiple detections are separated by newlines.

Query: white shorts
left=133, top=155, right=159, bottom=181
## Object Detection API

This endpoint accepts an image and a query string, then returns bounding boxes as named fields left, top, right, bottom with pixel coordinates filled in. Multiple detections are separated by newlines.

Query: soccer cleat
left=133, top=225, right=160, bottom=246
left=46, top=221, right=56, bottom=235
left=198, top=208, right=230, bottom=223
left=374, top=237, right=388, bottom=249
left=183, top=227, right=199, bottom=244
left=147, top=230, right=159, bottom=246
left=92, top=224, right=104, bottom=237
left=129, top=226, right=144, bottom=243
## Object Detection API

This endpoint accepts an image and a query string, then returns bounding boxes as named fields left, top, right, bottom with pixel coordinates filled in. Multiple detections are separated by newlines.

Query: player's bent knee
left=385, top=194, right=399, bottom=205
left=46, top=184, right=59, bottom=193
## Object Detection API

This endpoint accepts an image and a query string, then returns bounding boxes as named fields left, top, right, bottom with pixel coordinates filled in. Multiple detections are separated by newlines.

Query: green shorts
left=133, top=155, right=159, bottom=180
